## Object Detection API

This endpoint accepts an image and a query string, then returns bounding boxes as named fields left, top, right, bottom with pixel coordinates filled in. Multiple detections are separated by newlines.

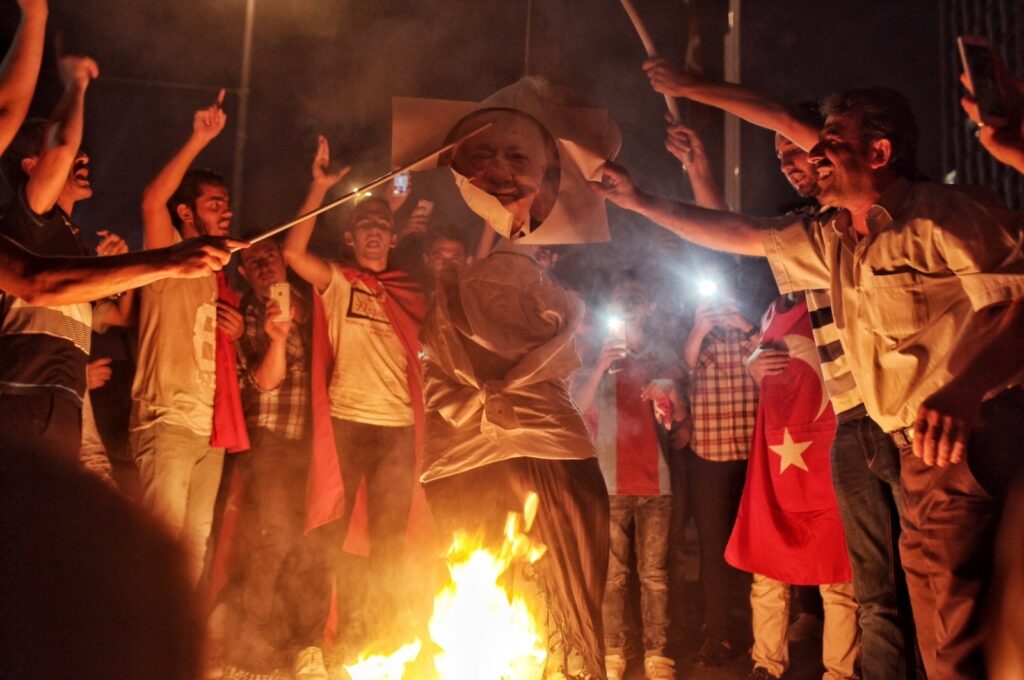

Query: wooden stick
left=245, top=123, right=493, bottom=247
left=619, top=0, right=682, bottom=123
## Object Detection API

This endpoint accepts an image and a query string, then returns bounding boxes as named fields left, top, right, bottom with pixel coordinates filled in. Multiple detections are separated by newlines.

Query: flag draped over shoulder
left=725, top=295, right=850, bottom=585
left=211, top=271, right=250, bottom=453
left=304, top=267, right=434, bottom=558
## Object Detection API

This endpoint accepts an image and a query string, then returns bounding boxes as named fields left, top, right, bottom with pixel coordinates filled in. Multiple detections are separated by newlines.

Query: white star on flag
left=769, top=428, right=812, bottom=473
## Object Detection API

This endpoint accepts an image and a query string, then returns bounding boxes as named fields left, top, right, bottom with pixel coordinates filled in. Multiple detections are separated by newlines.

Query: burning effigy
left=330, top=77, right=620, bottom=680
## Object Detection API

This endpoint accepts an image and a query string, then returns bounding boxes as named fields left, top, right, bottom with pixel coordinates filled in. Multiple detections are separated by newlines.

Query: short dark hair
left=1, top=118, right=48, bottom=188
left=169, top=168, right=228, bottom=229
left=345, top=195, right=393, bottom=232
left=424, top=224, right=470, bottom=253
left=820, top=87, right=919, bottom=179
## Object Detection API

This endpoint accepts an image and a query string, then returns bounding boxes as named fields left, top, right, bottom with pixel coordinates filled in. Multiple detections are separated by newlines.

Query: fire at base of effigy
left=343, top=493, right=548, bottom=680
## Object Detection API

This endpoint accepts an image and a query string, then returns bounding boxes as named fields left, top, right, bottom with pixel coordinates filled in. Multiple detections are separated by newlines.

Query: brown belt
left=890, top=426, right=915, bottom=449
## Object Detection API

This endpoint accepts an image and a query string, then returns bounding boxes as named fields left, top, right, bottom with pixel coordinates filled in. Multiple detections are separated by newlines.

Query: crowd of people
left=3, top=2, right=1024, bottom=680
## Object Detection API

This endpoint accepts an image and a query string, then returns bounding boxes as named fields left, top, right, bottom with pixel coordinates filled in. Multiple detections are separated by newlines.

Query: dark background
left=0, top=1, right=954, bottom=267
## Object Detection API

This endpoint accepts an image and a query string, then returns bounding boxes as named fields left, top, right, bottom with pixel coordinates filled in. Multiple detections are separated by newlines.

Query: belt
left=890, top=426, right=915, bottom=449
left=888, top=385, right=1024, bottom=449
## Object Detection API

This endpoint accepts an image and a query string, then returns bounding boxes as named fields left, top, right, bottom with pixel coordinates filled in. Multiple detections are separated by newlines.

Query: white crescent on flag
left=781, top=333, right=830, bottom=421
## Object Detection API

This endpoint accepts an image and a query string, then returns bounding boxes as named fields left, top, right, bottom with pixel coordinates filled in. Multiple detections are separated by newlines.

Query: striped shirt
left=0, top=186, right=91, bottom=403
left=689, top=326, right=759, bottom=462
left=237, top=290, right=310, bottom=440
left=804, top=290, right=868, bottom=422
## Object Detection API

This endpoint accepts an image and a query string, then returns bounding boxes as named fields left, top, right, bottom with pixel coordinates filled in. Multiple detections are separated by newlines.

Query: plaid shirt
left=236, top=290, right=310, bottom=440
left=689, top=326, right=759, bottom=462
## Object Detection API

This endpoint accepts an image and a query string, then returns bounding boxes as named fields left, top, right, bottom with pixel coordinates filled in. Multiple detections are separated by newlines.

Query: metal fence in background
left=940, top=0, right=1022, bottom=210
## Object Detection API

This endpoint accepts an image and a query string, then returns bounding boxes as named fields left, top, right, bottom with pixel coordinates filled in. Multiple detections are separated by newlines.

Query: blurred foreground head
left=0, top=452, right=202, bottom=680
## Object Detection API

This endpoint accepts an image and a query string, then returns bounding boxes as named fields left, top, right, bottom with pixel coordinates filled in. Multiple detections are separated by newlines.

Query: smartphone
left=269, top=282, right=290, bottom=323
left=957, top=35, right=1009, bottom=127
left=392, top=171, right=410, bottom=196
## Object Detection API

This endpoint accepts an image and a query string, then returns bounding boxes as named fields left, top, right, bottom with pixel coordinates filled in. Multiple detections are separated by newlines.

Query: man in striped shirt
left=648, top=67, right=916, bottom=679
left=0, top=48, right=99, bottom=460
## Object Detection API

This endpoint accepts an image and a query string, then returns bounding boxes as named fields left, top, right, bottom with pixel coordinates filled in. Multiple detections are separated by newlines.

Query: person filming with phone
left=958, top=35, right=1024, bottom=174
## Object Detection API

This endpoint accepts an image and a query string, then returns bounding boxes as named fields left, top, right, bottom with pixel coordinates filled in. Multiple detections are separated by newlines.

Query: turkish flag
left=724, top=294, right=851, bottom=585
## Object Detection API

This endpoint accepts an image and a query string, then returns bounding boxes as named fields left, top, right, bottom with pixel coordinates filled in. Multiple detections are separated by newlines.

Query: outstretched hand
left=593, top=162, right=642, bottom=210
left=192, top=89, right=227, bottom=144
left=311, top=134, right=351, bottom=189
left=643, top=57, right=701, bottom=98
left=665, top=118, right=707, bottom=169
left=168, top=235, right=248, bottom=278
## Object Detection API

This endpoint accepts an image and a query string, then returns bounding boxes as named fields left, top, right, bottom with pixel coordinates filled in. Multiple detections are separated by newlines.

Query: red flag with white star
left=724, top=294, right=851, bottom=585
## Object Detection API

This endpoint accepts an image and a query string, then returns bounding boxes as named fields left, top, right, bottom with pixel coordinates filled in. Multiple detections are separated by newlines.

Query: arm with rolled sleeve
left=762, top=214, right=832, bottom=294
left=913, top=200, right=1024, bottom=466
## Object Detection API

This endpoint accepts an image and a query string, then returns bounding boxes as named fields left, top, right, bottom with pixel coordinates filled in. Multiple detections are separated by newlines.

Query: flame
left=342, top=492, right=547, bottom=680
left=344, top=640, right=422, bottom=680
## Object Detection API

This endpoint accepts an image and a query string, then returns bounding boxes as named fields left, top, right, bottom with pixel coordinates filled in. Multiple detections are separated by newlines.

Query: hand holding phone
left=269, top=282, right=290, bottom=324
left=958, top=35, right=1010, bottom=127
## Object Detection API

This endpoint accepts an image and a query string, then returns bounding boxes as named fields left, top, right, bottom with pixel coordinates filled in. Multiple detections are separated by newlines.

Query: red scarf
left=211, top=271, right=250, bottom=453
left=305, top=267, right=434, bottom=558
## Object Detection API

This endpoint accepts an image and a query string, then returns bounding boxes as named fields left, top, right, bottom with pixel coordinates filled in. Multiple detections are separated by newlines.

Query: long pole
left=618, top=0, right=682, bottom=123
left=245, top=123, right=494, bottom=246
left=232, top=0, right=257, bottom=227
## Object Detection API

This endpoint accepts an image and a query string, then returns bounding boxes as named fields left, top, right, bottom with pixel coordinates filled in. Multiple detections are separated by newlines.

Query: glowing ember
left=343, top=492, right=547, bottom=680
left=344, top=639, right=422, bottom=680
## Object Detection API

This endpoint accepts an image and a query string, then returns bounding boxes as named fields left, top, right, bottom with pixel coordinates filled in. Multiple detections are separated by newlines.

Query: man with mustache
left=598, top=85, right=1024, bottom=680
left=130, top=91, right=246, bottom=584
left=659, top=88, right=914, bottom=678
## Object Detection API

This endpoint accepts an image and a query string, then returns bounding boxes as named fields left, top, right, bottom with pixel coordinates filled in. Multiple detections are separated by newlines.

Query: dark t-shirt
left=0, top=186, right=91, bottom=402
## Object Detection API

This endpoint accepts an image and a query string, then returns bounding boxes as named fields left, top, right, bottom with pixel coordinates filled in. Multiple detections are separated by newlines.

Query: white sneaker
left=606, top=654, right=627, bottom=680
left=293, top=647, right=329, bottom=680
left=644, top=654, right=677, bottom=680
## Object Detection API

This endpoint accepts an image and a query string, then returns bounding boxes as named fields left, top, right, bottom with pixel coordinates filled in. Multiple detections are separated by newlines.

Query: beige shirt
left=131, top=273, right=218, bottom=435
left=420, top=243, right=596, bottom=483
left=322, top=263, right=413, bottom=427
left=764, top=179, right=1024, bottom=432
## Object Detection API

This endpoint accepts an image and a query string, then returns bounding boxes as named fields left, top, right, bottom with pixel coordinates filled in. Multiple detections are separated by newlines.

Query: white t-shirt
left=321, top=263, right=413, bottom=427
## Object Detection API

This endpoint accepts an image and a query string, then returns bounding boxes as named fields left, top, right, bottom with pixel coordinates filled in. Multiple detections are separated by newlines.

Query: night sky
left=0, top=0, right=941, bottom=274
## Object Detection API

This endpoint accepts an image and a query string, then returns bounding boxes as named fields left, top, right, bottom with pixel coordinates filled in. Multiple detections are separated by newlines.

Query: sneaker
left=696, top=636, right=734, bottom=668
left=747, top=667, right=780, bottom=680
left=644, top=654, right=676, bottom=679
left=605, top=653, right=627, bottom=680
left=293, top=647, right=329, bottom=680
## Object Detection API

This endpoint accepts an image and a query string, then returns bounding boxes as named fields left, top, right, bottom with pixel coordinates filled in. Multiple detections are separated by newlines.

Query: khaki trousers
left=131, top=421, right=225, bottom=584
left=750, top=574, right=860, bottom=679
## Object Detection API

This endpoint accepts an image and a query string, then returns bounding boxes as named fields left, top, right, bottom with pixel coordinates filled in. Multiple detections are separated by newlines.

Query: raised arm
left=664, top=120, right=728, bottom=210
left=24, top=43, right=97, bottom=215
left=0, top=234, right=242, bottom=306
left=644, top=58, right=820, bottom=151
left=595, top=163, right=775, bottom=257
left=140, top=89, right=226, bottom=250
left=0, top=0, right=48, bottom=155
left=282, top=135, right=349, bottom=291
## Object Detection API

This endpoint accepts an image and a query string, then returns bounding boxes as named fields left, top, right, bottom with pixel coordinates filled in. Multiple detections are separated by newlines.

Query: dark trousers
left=0, top=392, right=81, bottom=460
left=331, top=418, right=415, bottom=631
left=226, top=428, right=331, bottom=671
left=898, top=388, right=1024, bottom=680
left=688, top=452, right=749, bottom=640
left=831, top=415, right=917, bottom=680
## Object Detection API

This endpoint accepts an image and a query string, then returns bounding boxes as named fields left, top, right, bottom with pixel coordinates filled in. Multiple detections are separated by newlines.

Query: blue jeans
left=603, top=495, right=672, bottom=656
left=830, top=415, right=914, bottom=680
